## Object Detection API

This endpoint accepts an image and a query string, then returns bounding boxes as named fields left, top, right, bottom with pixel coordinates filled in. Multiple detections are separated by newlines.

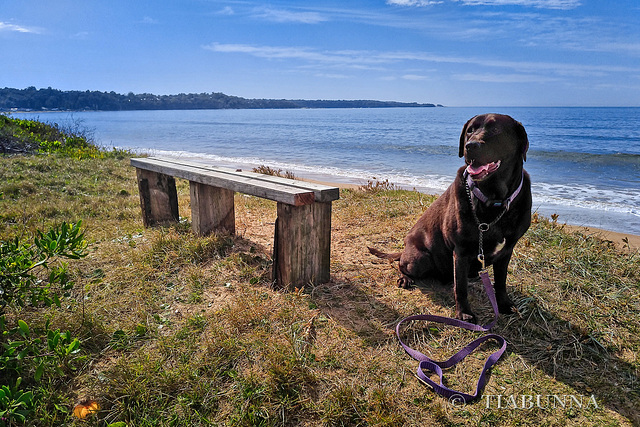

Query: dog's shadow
left=311, top=270, right=639, bottom=424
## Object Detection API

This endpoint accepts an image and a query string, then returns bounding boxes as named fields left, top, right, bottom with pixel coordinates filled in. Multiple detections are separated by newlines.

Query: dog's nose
left=465, top=140, right=482, bottom=153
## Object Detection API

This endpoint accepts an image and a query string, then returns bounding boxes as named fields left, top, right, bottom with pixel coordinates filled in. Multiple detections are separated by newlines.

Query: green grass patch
left=0, top=127, right=638, bottom=425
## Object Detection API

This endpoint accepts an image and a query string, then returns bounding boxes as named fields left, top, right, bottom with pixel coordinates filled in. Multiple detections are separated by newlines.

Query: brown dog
left=370, top=114, right=531, bottom=322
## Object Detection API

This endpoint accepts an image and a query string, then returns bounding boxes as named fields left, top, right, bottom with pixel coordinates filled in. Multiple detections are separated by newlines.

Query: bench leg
left=273, top=201, right=332, bottom=288
left=189, top=182, right=235, bottom=235
left=136, top=169, right=179, bottom=227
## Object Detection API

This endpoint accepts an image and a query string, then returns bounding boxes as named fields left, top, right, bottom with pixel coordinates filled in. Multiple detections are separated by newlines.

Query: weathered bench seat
left=131, top=156, right=339, bottom=287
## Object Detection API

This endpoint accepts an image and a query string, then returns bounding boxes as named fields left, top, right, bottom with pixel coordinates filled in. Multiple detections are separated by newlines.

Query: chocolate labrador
left=369, top=114, right=531, bottom=322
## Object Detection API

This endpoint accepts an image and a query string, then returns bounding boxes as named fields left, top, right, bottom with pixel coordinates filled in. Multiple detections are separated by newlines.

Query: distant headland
left=0, top=87, right=441, bottom=112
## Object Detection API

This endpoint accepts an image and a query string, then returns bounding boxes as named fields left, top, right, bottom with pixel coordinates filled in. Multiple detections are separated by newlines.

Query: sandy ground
left=302, top=178, right=640, bottom=251
left=562, top=224, right=640, bottom=250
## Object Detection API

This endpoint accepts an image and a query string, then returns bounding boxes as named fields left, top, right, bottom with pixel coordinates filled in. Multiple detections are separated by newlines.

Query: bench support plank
left=274, top=201, right=332, bottom=287
left=190, top=182, right=235, bottom=235
left=136, top=169, right=179, bottom=226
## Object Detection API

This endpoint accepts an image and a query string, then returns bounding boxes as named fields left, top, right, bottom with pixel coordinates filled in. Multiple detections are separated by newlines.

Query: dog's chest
left=490, top=238, right=507, bottom=257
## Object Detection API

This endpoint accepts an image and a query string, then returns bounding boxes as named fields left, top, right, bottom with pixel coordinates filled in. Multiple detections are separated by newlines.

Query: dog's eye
left=467, top=127, right=475, bottom=134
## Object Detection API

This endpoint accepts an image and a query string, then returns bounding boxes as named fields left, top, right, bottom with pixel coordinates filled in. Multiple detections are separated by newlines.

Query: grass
left=0, top=152, right=638, bottom=426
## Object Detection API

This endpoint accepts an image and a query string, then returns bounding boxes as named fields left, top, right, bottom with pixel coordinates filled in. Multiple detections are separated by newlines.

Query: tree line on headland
left=0, top=87, right=439, bottom=111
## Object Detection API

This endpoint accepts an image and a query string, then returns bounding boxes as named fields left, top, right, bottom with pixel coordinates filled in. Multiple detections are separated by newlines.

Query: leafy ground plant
left=1, top=222, right=87, bottom=426
left=0, top=221, right=87, bottom=310
left=0, top=114, right=127, bottom=159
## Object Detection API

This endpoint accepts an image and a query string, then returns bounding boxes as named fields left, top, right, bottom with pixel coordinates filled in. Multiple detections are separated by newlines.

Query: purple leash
left=395, top=271, right=507, bottom=403
left=395, top=175, right=518, bottom=404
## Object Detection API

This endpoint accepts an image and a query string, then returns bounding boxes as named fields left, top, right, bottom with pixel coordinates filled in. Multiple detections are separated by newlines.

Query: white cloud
left=251, top=7, right=328, bottom=24
left=379, top=50, right=637, bottom=76
left=453, top=73, right=559, bottom=83
left=402, top=74, right=430, bottom=80
left=388, top=0, right=581, bottom=9
left=71, top=31, right=90, bottom=39
left=387, top=0, right=443, bottom=5
left=204, top=43, right=388, bottom=66
left=592, top=42, right=640, bottom=56
left=140, top=16, right=159, bottom=24
left=0, top=21, right=39, bottom=34
left=315, top=73, right=351, bottom=79
left=453, top=0, right=581, bottom=9
left=217, top=6, right=235, bottom=16
left=204, top=42, right=639, bottom=80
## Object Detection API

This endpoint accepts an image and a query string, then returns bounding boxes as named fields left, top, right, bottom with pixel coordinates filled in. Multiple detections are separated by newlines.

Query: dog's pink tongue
left=466, top=161, right=501, bottom=177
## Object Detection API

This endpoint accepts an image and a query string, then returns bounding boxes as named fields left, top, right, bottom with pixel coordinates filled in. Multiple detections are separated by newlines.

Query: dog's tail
left=368, top=246, right=402, bottom=261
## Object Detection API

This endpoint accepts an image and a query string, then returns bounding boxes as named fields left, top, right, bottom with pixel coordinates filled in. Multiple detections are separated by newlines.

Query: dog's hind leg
left=397, top=247, right=435, bottom=289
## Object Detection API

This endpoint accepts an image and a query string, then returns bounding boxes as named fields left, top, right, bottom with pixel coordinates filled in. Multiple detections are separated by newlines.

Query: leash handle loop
left=414, top=334, right=507, bottom=402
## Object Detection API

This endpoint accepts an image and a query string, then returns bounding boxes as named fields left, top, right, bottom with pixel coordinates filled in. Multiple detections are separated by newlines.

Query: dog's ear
left=459, top=118, right=473, bottom=157
left=515, top=120, right=529, bottom=161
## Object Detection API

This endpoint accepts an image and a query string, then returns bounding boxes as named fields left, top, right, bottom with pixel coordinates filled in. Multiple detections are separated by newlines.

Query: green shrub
left=1, top=221, right=87, bottom=310
left=0, top=114, right=129, bottom=159
left=0, top=221, right=87, bottom=425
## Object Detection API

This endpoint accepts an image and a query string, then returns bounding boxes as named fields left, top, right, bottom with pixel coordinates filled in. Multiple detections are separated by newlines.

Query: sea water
left=13, top=107, right=640, bottom=235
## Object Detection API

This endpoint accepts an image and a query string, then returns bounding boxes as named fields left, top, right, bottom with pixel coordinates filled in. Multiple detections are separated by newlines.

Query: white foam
left=134, top=148, right=454, bottom=193
left=126, top=147, right=640, bottom=234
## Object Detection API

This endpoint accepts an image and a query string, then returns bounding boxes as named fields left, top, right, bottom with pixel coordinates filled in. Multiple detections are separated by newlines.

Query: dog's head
left=458, top=114, right=529, bottom=181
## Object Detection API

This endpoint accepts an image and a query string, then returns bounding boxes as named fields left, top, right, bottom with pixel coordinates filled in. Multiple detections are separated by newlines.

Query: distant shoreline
left=0, top=87, right=442, bottom=112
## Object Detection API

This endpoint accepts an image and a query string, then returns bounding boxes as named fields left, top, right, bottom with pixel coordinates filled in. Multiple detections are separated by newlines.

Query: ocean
left=13, top=107, right=640, bottom=235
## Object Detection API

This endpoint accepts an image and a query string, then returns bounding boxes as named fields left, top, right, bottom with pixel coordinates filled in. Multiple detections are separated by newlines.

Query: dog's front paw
left=397, top=276, right=415, bottom=289
left=498, top=298, right=517, bottom=315
left=456, top=310, right=477, bottom=324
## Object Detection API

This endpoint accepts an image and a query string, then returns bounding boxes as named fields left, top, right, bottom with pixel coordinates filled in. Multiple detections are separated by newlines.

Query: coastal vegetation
left=0, top=116, right=638, bottom=426
left=0, top=114, right=123, bottom=158
left=0, top=87, right=437, bottom=112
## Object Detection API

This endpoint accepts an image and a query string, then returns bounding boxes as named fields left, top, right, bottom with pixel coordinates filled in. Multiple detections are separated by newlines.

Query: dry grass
left=252, top=165, right=297, bottom=180
left=1, top=154, right=638, bottom=426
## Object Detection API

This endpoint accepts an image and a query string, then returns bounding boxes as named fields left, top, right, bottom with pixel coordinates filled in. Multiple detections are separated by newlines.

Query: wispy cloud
left=382, top=50, right=637, bottom=76
left=0, top=21, right=40, bottom=34
left=140, top=16, right=159, bottom=25
left=594, top=42, right=640, bottom=56
left=386, top=0, right=443, bottom=6
left=453, top=0, right=581, bottom=9
left=388, top=0, right=581, bottom=9
left=402, top=74, right=430, bottom=80
left=500, top=13, right=640, bottom=56
left=204, top=43, right=388, bottom=66
left=453, top=72, right=560, bottom=83
left=204, top=42, right=639, bottom=79
left=217, top=6, right=235, bottom=16
left=71, top=31, right=90, bottom=40
left=251, top=7, right=328, bottom=24
left=315, top=73, right=351, bottom=79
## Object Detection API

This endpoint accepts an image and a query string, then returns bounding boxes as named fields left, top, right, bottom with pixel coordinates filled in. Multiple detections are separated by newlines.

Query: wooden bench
left=130, top=156, right=339, bottom=288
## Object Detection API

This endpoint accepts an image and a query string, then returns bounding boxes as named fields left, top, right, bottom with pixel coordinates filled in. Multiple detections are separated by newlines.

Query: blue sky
left=1, top=0, right=639, bottom=106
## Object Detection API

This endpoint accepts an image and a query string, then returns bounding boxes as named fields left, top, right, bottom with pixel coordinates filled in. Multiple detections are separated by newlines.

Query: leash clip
left=477, top=253, right=486, bottom=270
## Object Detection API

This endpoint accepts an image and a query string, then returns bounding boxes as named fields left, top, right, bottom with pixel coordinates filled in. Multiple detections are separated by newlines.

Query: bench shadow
left=308, top=266, right=639, bottom=424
